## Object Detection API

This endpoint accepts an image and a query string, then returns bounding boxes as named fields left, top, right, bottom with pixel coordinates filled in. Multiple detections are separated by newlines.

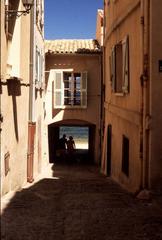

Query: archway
left=48, top=119, right=96, bottom=164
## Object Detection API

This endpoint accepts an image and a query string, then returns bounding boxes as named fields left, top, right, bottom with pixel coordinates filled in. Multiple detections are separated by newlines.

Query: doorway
left=48, top=122, right=96, bottom=164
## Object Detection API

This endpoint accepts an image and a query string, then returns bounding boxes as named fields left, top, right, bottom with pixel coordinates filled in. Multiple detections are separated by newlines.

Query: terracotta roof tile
left=45, top=39, right=101, bottom=54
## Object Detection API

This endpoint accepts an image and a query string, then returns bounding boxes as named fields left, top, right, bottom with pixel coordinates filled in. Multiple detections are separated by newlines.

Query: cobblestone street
left=1, top=163, right=162, bottom=240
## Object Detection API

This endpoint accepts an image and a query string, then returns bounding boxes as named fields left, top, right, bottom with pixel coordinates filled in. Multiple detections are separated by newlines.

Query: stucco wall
left=96, top=10, right=103, bottom=46
left=103, top=0, right=142, bottom=193
left=149, top=0, right=162, bottom=188
left=33, top=14, right=48, bottom=176
left=0, top=0, right=47, bottom=196
left=1, top=1, right=30, bottom=195
left=45, top=54, right=102, bottom=163
left=103, top=0, right=162, bottom=193
left=0, top=0, right=7, bottom=80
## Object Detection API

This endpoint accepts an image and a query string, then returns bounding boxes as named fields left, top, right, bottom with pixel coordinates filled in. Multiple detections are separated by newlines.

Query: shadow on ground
left=1, top=163, right=162, bottom=240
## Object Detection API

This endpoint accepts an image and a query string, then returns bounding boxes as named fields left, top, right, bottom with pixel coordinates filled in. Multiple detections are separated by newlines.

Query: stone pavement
left=1, top=163, right=162, bottom=240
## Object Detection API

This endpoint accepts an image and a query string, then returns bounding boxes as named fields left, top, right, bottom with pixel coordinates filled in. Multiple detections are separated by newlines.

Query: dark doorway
left=107, top=125, right=112, bottom=176
left=89, top=125, right=95, bottom=163
left=122, top=135, right=129, bottom=177
left=48, top=125, right=59, bottom=163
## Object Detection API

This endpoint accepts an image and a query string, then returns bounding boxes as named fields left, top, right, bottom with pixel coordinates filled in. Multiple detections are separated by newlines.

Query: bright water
left=59, top=126, right=89, bottom=149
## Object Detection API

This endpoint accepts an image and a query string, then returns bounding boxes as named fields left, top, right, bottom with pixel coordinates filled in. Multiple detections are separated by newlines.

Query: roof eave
left=45, top=50, right=102, bottom=56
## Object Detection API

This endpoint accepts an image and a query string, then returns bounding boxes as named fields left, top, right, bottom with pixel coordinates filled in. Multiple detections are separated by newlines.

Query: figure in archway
left=67, top=136, right=76, bottom=163
left=57, top=134, right=67, bottom=162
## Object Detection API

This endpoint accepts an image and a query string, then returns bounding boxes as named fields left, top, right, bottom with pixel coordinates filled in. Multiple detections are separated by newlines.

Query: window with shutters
left=6, top=0, right=19, bottom=38
left=53, top=70, right=87, bottom=109
left=35, top=47, right=44, bottom=89
left=36, top=0, right=44, bottom=31
left=110, top=36, right=129, bottom=94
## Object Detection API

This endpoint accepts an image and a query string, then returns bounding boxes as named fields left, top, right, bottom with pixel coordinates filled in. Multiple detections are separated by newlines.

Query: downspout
left=27, top=1, right=36, bottom=183
left=143, top=0, right=150, bottom=190
left=99, top=51, right=103, bottom=166
left=140, top=0, right=150, bottom=192
left=101, top=3, right=106, bottom=173
left=29, top=1, right=36, bottom=122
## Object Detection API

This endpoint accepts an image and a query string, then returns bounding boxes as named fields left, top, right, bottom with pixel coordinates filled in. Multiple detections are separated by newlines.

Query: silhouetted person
left=59, top=134, right=67, bottom=150
left=58, top=134, right=67, bottom=162
left=67, top=136, right=76, bottom=163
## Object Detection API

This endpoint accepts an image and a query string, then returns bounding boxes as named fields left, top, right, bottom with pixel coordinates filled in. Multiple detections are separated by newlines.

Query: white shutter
left=40, top=55, right=44, bottom=88
left=38, top=52, right=41, bottom=82
left=111, top=46, right=116, bottom=92
left=35, top=49, right=39, bottom=81
left=81, top=72, right=87, bottom=108
left=54, top=71, right=63, bottom=108
left=122, top=36, right=129, bottom=94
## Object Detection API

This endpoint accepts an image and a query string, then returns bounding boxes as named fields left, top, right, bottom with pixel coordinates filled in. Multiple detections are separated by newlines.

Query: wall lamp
left=6, top=0, right=34, bottom=18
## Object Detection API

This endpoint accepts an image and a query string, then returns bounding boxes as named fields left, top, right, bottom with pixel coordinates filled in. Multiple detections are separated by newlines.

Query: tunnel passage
left=48, top=120, right=96, bottom=164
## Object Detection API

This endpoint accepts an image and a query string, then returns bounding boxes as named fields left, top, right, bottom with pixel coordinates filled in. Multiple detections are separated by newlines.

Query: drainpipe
left=99, top=52, right=103, bottom=165
left=29, top=0, right=36, bottom=122
left=140, top=0, right=150, bottom=192
left=27, top=1, right=36, bottom=183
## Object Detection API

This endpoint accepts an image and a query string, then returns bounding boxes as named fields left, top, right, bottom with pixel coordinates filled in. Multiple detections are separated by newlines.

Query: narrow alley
left=1, top=163, right=162, bottom=240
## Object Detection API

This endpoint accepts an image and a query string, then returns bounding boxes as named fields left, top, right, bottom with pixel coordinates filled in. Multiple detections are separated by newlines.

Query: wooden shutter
left=122, top=36, right=129, bottom=94
left=111, top=46, right=116, bottom=92
left=54, top=71, right=63, bottom=108
left=81, top=72, right=87, bottom=108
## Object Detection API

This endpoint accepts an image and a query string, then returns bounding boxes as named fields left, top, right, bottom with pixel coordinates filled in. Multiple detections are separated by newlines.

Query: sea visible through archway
left=59, top=126, right=89, bottom=149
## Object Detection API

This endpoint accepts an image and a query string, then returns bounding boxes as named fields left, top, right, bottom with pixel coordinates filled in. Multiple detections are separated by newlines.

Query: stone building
left=45, top=39, right=102, bottom=164
left=102, top=0, right=162, bottom=193
left=0, top=0, right=48, bottom=196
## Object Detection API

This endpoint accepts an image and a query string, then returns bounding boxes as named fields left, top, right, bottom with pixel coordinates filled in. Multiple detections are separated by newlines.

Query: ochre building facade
left=102, top=0, right=162, bottom=193
left=0, top=0, right=48, bottom=196
left=45, top=40, right=102, bottom=164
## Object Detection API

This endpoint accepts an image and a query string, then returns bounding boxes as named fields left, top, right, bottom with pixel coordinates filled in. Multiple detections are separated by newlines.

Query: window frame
left=110, top=35, right=129, bottom=95
left=52, top=69, right=87, bottom=109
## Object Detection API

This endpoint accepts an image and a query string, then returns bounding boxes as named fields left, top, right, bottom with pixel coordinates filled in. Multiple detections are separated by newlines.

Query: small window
left=122, top=135, right=129, bottom=176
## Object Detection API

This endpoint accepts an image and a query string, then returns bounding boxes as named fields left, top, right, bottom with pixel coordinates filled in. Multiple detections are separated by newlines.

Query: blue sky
left=44, top=0, right=103, bottom=40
